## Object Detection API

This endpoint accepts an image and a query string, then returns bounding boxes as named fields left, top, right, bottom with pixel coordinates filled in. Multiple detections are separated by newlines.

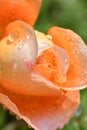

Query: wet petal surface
left=0, top=20, right=61, bottom=96
left=0, top=85, right=80, bottom=130
left=48, top=27, right=87, bottom=90
left=33, top=45, right=69, bottom=84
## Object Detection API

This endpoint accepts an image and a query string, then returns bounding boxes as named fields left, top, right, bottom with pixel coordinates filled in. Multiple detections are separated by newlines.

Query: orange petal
left=0, top=85, right=80, bottom=130
left=0, top=0, right=42, bottom=37
left=33, top=45, right=70, bottom=84
left=48, top=27, right=87, bottom=90
left=0, top=20, right=62, bottom=96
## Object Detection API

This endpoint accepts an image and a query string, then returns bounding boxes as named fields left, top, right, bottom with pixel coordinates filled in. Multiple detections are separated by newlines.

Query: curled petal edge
left=48, top=27, right=87, bottom=90
left=0, top=85, right=80, bottom=130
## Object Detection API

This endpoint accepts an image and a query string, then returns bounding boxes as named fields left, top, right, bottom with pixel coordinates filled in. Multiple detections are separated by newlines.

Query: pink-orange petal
left=0, top=20, right=66, bottom=96
left=33, top=45, right=70, bottom=84
left=0, top=85, right=80, bottom=130
left=48, top=27, right=87, bottom=90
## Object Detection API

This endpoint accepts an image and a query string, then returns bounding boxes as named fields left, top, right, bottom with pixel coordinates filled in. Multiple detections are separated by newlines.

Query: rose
left=0, top=0, right=87, bottom=130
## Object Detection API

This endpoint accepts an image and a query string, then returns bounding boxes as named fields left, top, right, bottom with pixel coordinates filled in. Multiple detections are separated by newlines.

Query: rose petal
left=0, top=21, right=68, bottom=96
left=48, top=27, right=87, bottom=90
left=33, top=45, right=70, bottom=84
left=0, top=0, right=42, bottom=37
left=0, top=20, right=61, bottom=96
left=35, top=31, right=54, bottom=56
left=0, top=85, right=80, bottom=130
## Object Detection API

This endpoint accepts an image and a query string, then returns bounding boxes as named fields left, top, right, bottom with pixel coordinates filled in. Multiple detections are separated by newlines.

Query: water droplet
left=18, top=43, right=24, bottom=49
left=72, top=49, right=76, bottom=54
left=75, top=108, right=82, bottom=116
left=72, top=49, right=80, bottom=54
left=65, top=59, right=68, bottom=63
left=81, top=81, right=84, bottom=84
left=39, top=42, right=49, bottom=49
left=8, top=31, right=19, bottom=44
left=24, top=57, right=28, bottom=62
left=78, top=38, right=81, bottom=43
left=24, top=58, right=26, bottom=62
left=27, top=35, right=30, bottom=39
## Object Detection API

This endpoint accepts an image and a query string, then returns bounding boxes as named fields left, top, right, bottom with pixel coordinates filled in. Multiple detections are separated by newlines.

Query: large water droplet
left=8, top=31, right=19, bottom=44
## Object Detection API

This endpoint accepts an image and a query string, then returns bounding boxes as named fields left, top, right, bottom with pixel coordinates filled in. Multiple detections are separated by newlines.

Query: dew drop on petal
left=18, top=43, right=24, bottom=49
left=7, top=31, right=19, bottom=44
left=80, top=81, right=85, bottom=84
left=27, top=35, right=30, bottom=39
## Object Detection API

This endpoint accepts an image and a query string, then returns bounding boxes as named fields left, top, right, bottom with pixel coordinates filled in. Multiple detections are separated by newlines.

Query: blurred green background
left=0, top=0, right=87, bottom=130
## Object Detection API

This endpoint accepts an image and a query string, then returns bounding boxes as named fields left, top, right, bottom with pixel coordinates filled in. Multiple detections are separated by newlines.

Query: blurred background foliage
left=35, top=0, right=87, bottom=43
left=0, top=0, right=87, bottom=130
